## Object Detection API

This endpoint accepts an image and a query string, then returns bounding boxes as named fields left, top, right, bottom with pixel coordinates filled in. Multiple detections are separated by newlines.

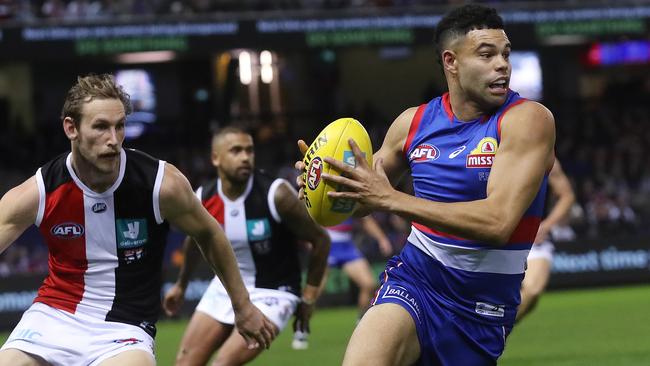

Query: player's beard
left=226, top=166, right=252, bottom=185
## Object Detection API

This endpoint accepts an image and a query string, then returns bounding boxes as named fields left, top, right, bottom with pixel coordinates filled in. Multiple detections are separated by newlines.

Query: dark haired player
left=296, top=4, right=555, bottom=365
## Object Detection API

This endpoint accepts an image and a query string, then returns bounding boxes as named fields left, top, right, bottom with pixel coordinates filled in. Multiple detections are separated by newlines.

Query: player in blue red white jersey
left=163, top=127, right=330, bottom=365
left=517, top=158, right=575, bottom=322
left=295, top=4, right=555, bottom=365
left=292, top=216, right=392, bottom=350
left=325, top=217, right=392, bottom=318
left=0, top=74, right=275, bottom=366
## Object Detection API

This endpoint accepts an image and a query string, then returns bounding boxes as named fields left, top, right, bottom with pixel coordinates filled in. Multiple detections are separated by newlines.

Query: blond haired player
left=0, top=74, right=274, bottom=366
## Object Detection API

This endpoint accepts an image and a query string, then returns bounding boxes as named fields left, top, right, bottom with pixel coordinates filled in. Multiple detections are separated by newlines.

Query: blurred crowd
left=1, top=76, right=650, bottom=276
left=0, top=0, right=570, bottom=22
left=2, top=89, right=650, bottom=275
left=554, top=101, right=650, bottom=240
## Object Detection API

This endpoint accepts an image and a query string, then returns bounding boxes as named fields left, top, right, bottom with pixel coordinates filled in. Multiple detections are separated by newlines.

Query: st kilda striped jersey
left=34, top=149, right=168, bottom=337
left=196, top=173, right=302, bottom=296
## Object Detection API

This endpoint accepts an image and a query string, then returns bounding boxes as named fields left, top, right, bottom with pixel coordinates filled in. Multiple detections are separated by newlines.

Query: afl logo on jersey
left=51, top=223, right=84, bottom=239
left=307, top=157, right=323, bottom=190
left=409, top=144, right=440, bottom=163
left=466, top=137, right=498, bottom=168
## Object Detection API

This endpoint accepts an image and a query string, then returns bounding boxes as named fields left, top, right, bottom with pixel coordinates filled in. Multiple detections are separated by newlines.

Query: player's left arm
left=274, top=181, right=330, bottom=302
left=478, top=102, right=556, bottom=243
left=274, top=180, right=330, bottom=333
left=159, top=163, right=275, bottom=348
left=324, top=101, right=555, bottom=246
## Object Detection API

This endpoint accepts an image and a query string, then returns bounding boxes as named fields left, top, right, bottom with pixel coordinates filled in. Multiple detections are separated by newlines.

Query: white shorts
left=1, top=302, right=155, bottom=366
left=196, top=278, right=299, bottom=330
left=527, top=241, right=555, bottom=262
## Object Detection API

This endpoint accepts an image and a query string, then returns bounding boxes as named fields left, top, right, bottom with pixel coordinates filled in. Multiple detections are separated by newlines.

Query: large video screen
left=115, top=69, right=157, bottom=139
left=587, top=41, right=650, bottom=66
left=510, top=51, right=543, bottom=101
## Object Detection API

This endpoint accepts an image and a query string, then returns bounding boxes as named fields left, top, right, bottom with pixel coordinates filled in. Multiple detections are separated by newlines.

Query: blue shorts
left=372, top=247, right=513, bottom=366
left=328, top=241, right=363, bottom=268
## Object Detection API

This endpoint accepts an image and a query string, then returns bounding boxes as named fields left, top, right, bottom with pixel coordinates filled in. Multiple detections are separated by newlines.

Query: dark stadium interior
left=0, top=3, right=649, bottom=363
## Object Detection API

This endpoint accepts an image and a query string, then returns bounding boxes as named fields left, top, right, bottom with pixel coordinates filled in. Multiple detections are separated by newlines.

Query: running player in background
left=517, top=158, right=575, bottom=321
left=163, top=127, right=330, bottom=366
left=326, top=216, right=392, bottom=318
left=294, top=4, right=555, bottom=365
left=292, top=216, right=392, bottom=350
left=0, top=74, right=274, bottom=366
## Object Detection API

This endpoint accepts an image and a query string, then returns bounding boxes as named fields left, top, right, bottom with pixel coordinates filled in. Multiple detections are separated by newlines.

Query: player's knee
left=212, top=348, right=259, bottom=366
left=359, top=283, right=376, bottom=296
left=358, top=278, right=378, bottom=293
left=520, top=288, right=542, bottom=314
left=175, top=347, right=204, bottom=366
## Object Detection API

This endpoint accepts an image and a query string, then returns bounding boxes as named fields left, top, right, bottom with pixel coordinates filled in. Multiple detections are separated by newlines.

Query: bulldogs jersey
left=197, top=172, right=301, bottom=296
left=34, top=149, right=169, bottom=336
left=326, top=218, right=354, bottom=243
left=401, top=90, right=548, bottom=325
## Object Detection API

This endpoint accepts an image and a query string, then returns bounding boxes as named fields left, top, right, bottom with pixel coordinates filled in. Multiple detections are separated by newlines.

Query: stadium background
left=0, top=0, right=649, bottom=364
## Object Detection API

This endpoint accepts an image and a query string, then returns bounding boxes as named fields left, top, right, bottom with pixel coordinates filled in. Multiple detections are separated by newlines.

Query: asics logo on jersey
left=448, top=146, right=466, bottom=159
left=410, top=144, right=440, bottom=163
left=51, top=223, right=84, bottom=239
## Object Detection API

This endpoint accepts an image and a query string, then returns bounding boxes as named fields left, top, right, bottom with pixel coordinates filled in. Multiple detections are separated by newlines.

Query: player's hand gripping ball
left=302, top=118, right=373, bottom=226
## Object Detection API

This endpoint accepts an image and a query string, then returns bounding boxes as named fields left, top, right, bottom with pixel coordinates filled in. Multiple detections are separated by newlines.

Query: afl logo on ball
left=51, top=223, right=84, bottom=239
left=409, top=144, right=440, bottom=163
left=307, top=157, right=323, bottom=190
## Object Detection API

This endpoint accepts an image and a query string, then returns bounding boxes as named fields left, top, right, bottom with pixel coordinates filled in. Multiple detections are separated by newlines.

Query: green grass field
left=3, top=285, right=650, bottom=365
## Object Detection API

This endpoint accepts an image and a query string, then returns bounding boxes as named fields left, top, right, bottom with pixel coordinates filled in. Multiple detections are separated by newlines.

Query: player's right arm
left=273, top=181, right=330, bottom=333
left=324, top=101, right=555, bottom=246
left=372, top=107, right=415, bottom=185
left=352, top=107, right=415, bottom=218
left=360, top=215, right=393, bottom=257
left=0, top=177, right=38, bottom=254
